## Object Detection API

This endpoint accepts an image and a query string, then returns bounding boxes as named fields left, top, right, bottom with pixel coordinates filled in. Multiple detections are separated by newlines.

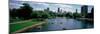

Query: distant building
left=47, top=8, right=50, bottom=11
left=58, top=8, right=60, bottom=13
left=89, top=7, right=94, bottom=18
left=85, top=7, right=94, bottom=18
left=91, top=7, right=94, bottom=18
left=81, top=5, right=88, bottom=17
left=91, top=8, right=94, bottom=15
left=76, top=9, right=78, bottom=13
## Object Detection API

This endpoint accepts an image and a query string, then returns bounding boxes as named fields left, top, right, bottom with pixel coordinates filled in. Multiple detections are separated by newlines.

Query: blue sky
left=9, top=0, right=94, bottom=13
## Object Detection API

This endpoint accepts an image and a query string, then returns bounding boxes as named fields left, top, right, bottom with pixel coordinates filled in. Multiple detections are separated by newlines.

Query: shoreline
left=76, top=18, right=93, bottom=22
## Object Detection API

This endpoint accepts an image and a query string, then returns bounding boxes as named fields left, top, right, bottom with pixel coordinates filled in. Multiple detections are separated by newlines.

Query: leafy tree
left=17, top=3, right=33, bottom=20
left=65, top=12, right=73, bottom=18
left=9, top=8, right=17, bottom=18
left=73, top=13, right=81, bottom=18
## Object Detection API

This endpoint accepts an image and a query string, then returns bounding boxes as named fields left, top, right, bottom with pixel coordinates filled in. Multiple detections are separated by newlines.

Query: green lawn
left=10, top=19, right=43, bottom=33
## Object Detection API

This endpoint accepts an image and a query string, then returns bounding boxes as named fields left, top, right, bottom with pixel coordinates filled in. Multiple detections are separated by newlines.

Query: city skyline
left=9, top=1, right=94, bottom=13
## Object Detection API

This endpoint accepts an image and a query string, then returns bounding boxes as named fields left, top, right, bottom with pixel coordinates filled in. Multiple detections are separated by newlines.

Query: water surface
left=26, top=17, right=93, bottom=32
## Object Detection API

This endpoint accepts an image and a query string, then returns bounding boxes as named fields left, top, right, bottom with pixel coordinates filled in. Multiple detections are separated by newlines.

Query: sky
left=9, top=0, right=94, bottom=13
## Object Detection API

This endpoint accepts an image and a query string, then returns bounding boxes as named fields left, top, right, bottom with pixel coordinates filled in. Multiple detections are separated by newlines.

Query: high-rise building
left=91, top=8, right=94, bottom=15
left=47, top=7, right=50, bottom=11
left=58, top=8, right=60, bottom=13
left=81, top=5, right=88, bottom=17
left=76, top=9, right=78, bottom=13
left=90, top=7, right=94, bottom=18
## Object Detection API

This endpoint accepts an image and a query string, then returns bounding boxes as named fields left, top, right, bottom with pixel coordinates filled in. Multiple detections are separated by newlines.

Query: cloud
left=9, top=3, right=23, bottom=6
left=9, top=2, right=23, bottom=9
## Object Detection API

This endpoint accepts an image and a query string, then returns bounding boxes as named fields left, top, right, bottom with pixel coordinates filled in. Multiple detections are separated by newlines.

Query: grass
left=10, top=19, right=43, bottom=33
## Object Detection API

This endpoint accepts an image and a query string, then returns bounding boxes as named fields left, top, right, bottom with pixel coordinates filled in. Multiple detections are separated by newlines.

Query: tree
left=17, top=3, right=33, bottom=20
left=65, top=12, right=73, bottom=18
left=9, top=8, right=17, bottom=17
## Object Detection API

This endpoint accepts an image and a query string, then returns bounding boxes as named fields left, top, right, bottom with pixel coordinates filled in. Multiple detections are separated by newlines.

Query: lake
left=25, top=17, right=93, bottom=32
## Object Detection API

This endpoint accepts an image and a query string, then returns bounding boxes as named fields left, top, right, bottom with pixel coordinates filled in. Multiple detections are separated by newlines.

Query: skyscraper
left=47, top=7, right=50, bottom=11
left=76, top=9, right=78, bottom=13
left=81, top=5, right=88, bottom=17
left=58, top=8, right=60, bottom=13
left=90, top=7, right=94, bottom=18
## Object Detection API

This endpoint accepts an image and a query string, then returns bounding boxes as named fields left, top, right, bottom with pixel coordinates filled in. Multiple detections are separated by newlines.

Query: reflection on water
left=26, top=17, right=93, bottom=32
left=47, top=17, right=93, bottom=31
